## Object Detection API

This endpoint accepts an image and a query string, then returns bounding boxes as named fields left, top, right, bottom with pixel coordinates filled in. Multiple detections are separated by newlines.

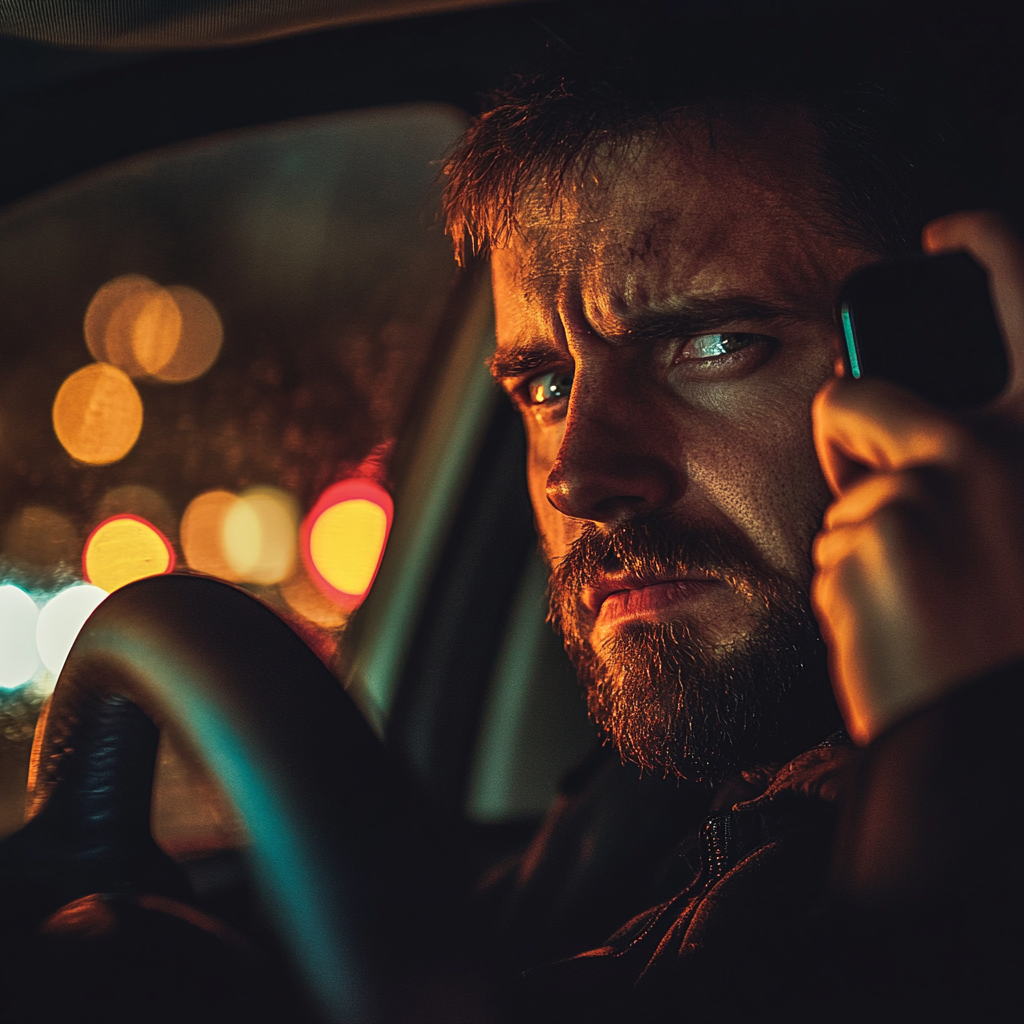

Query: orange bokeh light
left=130, top=287, right=182, bottom=375
left=84, top=274, right=159, bottom=369
left=83, top=514, right=175, bottom=593
left=83, top=275, right=222, bottom=383
left=280, top=569, right=350, bottom=629
left=180, top=490, right=242, bottom=580
left=180, top=487, right=296, bottom=584
left=301, top=479, right=393, bottom=610
left=52, top=363, right=143, bottom=465
left=154, top=286, right=223, bottom=383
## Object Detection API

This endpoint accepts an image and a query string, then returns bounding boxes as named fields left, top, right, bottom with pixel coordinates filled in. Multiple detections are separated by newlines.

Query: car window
left=0, top=103, right=469, bottom=843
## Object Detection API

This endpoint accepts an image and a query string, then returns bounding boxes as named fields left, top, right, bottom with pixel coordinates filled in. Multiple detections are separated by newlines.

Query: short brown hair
left=442, top=23, right=963, bottom=266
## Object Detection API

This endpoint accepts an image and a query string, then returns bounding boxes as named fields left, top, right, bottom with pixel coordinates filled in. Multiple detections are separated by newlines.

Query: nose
left=545, top=366, right=679, bottom=524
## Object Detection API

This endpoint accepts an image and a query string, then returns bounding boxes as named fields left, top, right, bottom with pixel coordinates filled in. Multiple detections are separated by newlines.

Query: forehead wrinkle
left=581, top=195, right=851, bottom=336
left=498, top=131, right=864, bottom=354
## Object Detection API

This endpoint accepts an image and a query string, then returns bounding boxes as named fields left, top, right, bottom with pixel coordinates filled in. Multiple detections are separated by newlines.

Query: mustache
left=549, top=512, right=781, bottom=600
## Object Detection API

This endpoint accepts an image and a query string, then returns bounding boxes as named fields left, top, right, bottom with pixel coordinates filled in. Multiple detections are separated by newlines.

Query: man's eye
left=679, top=333, right=764, bottom=360
left=526, top=369, right=574, bottom=404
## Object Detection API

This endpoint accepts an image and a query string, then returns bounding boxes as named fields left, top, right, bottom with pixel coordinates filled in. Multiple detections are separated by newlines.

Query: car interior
left=0, top=0, right=1021, bottom=1020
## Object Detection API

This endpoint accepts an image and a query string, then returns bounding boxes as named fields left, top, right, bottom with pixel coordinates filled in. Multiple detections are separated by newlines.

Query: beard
left=549, top=513, right=841, bottom=783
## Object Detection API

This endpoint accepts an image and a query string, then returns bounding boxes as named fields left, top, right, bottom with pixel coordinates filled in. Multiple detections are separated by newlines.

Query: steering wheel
left=0, top=575, right=488, bottom=1022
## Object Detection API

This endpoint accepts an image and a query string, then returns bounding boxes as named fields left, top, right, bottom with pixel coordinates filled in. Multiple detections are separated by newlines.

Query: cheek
left=695, top=335, right=837, bottom=577
left=688, top=388, right=833, bottom=579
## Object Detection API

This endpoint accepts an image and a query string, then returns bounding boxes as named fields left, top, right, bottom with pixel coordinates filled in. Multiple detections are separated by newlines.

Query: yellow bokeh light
left=52, top=363, right=143, bottom=465
left=153, top=286, right=223, bottom=383
left=280, top=570, right=349, bottom=629
left=309, top=498, right=387, bottom=597
left=182, top=488, right=297, bottom=585
left=84, top=516, right=174, bottom=593
left=180, top=490, right=242, bottom=580
left=95, top=484, right=176, bottom=543
left=223, top=488, right=297, bottom=585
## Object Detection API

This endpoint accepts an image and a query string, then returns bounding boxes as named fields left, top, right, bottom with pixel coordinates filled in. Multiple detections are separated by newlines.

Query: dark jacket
left=497, top=661, right=1023, bottom=1022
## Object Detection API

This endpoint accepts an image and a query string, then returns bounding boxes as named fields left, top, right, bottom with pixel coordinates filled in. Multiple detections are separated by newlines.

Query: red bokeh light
left=300, top=479, right=394, bottom=610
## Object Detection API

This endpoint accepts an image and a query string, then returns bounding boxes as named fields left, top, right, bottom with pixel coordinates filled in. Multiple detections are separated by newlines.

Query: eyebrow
left=488, top=343, right=563, bottom=381
left=604, top=295, right=817, bottom=345
left=489, top=294, right=819, bottom=381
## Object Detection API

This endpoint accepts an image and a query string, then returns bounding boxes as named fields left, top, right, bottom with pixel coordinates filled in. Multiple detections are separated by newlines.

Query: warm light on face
left=0, top=585, right=40, bottom=689
left=301, top=480, right=393, bottom=609
left=35, top=584, right=107, bottom=676
left=83, top=514, right=175, bottom=593
left=52, top=363, right=144, bottom=465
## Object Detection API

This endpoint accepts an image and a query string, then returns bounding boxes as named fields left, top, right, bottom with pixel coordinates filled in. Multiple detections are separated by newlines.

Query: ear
left=923, top=211, right=1024, bottom=418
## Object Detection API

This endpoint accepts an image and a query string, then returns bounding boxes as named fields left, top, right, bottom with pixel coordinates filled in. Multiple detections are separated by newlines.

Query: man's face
left=490, top=121, right=875, bottom=778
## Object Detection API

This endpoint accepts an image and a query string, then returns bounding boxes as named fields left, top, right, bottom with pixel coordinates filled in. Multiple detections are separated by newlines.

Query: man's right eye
left=526, top=369, right=574, bottom=405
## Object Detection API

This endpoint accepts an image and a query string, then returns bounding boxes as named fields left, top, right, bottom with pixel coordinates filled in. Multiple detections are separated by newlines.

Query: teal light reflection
left=840, top=304, right=862, bottom=379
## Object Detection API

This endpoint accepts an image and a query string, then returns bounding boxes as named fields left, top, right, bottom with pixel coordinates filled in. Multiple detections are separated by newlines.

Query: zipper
left=701, top=813, right=732, bottom=883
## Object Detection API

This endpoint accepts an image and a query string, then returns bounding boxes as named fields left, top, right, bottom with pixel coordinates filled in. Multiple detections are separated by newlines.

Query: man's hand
left=812, top=211, right=1024, bottom=744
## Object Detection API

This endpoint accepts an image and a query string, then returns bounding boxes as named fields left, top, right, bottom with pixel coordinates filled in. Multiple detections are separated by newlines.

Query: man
left=443, top=37, right=1023, bottom=1022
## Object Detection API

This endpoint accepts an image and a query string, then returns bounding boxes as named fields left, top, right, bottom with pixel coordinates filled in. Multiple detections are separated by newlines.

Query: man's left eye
left=679, top=333, right=767, bottom=360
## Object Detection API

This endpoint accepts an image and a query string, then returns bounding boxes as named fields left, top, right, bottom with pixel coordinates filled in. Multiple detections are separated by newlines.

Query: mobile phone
left=837, top=252, right=1007, bottom=409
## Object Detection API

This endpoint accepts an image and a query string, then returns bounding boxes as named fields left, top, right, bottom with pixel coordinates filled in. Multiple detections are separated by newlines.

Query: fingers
left=814, top=468, right=932, bottom=572
left=813, top=376, right=966, bottom=497
left=811, top=212, right=1024, bottom=743
left=816, top=210, right=1024, bottom=498
left=923, top=210, right=1024, bottom=412
left=820, top=470, right=912, bottom=532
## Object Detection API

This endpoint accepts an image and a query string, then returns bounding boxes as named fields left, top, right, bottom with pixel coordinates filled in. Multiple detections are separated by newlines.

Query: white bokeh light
left=0, top=585, right=40, bottom=689
left=35, top=585, right=108, bottom=676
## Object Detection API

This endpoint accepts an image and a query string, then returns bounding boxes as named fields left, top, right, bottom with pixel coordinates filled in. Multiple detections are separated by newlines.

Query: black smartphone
left=837, top=252, right=1008, bottom=409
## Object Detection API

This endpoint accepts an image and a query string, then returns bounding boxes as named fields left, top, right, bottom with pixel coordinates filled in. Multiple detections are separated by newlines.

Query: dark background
left=2, top=0, right=1023, bottom=227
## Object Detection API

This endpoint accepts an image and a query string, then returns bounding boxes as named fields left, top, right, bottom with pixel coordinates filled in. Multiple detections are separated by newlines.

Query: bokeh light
left=181, top=490, right=242, bottom=580
left=83, top=275, right=222, bottom=383
left=2, top=506, right=78, bottom=568
left=130, top=286, right=182, bottom=375
left=301, top=479, right=393, bottom=609
left=52, top=363, right=143, bottom=465
left=84, top=273, right=159, bottom=368
left=0, top=585, right=40, bottom=689
left=280, top=569, right=349, bottom=629
left=223, top=487, right=297, bottom=585
left=153, top=286, right=223, bottom=383
left=83, top=514, right=175, bottom=593
left=95, top=484, right=176, bottom=544
left=36, top=584, right=107, bottom=676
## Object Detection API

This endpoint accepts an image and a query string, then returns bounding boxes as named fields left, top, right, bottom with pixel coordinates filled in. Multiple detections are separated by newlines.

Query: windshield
left=0, top=103, right=468, bottom=839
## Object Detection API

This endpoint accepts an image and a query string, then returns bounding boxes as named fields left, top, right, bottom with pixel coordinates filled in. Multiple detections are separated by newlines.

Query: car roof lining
left=0, top=0, right=526, bottom=52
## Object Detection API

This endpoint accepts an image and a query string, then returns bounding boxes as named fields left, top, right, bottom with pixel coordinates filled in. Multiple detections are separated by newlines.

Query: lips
left=583, top=574, right=721, bottom=626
